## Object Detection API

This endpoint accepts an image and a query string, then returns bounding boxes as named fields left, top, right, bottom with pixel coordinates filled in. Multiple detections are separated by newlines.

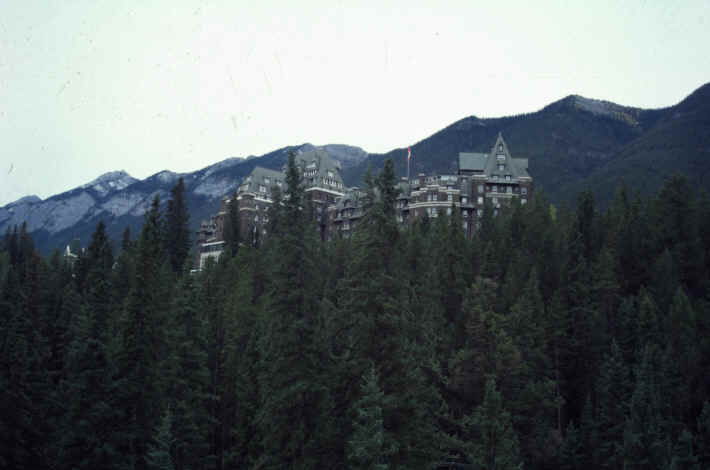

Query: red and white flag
left=407, top=147, right=411, bottom=161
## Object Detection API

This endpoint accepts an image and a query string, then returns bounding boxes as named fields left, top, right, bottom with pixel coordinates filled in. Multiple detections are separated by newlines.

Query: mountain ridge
left=0, top=144, right=369, bottom=253
left=4, top=82, right=710, bottom=253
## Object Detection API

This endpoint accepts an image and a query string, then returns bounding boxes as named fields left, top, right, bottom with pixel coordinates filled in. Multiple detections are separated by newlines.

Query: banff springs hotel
left=195, top=133, right=532, bottom=269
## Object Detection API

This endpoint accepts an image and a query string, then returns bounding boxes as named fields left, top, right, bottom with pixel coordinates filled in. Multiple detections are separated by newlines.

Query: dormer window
left=498, top=144, right=503, bottom=152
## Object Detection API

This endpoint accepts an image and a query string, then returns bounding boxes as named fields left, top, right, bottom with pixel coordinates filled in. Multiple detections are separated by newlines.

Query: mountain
left=343, top=82, right=710, bottom=206
left=0, top=144, right=368, bottom=254
left=4, top=82, right=709, bottom=253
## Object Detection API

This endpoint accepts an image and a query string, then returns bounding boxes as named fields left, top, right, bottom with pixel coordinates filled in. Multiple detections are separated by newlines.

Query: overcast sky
left=1, top=0, right=709, bottom=206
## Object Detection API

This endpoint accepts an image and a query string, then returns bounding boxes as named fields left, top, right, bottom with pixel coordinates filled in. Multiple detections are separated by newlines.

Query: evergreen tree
left=223, top=191, right=241, bottom=256
left=463, top=377, right=522, bottom=470
left=147, top=410, right=175, bottom=470
left=257, top=151, right=332, bottom=469
left=168, top=272, right=210, bottom=470
left=166, top=177, right=191, bottom=273
left=597, top=340, right=631, bottom=470
left=347, top=366, right=394, bottom=470
left=559, top=421, right=583, bottom=470
left=116, top=196, right=170, bottom=470
left=696, top=402, right=710, bottom=468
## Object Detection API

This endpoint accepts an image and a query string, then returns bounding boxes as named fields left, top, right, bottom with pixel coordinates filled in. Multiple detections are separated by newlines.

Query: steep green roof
left=458, top=152, right=488, bottom=172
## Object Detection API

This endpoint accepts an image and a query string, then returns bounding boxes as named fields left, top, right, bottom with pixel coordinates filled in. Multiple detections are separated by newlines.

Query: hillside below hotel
left=195, top=133, right=532, bottom=268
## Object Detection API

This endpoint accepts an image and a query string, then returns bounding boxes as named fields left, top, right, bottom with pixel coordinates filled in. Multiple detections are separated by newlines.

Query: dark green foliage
left=347, top=367, right=393, bottom=470
left=2, top=172, right=710, bottom=470
left=166, top=177, right=191, bottom=273
left=463, top=377, right=522, bottom=470
left=223, top=191, right=241, bottom=256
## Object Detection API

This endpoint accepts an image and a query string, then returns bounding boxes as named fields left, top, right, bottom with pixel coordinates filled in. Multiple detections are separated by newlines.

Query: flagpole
left=407, top=147, right=411, bottom=196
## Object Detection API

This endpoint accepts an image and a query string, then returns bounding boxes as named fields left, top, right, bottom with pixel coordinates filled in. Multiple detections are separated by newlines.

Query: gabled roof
left=458, top=152, right=488, bottom=172
left=293, top=149, right=344, bottom=184
left=238, top=166, right=285, bottom=196
left=458, top=133, right=530, bottom=179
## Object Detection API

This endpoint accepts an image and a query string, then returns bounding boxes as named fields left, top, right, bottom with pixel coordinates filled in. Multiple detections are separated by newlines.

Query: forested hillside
left=2, top=156, right=710, bottom=469
left=345, top=82, right=710, bottom=207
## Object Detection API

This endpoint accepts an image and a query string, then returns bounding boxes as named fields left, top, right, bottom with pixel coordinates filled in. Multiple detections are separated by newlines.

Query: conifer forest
left=2, top=156, right=710, bottom=470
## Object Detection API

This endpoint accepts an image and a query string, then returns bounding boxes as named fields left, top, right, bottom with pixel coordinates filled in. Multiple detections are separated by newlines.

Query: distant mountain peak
left=549, top=94, right=642, bottom=127
left=82, top=170, right=138, bottom=196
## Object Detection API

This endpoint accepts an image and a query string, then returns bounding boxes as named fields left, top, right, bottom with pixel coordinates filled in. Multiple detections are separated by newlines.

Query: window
left=521, top=198, right=527, bottom=205
left=498, top=164, right=505, bottom=171
left=463, top=221, right=468, bottom=230
left=447, top=207, right=452, bottom=215
left=327, top=170, right=334, bottom=179
left=264, top=177, right=270, bottom=185
left=462, top=197, right=467, bottom=204
left=477, top=196, right=484, bottom=205
left=505, top=175, right=511, bottom=181
left=498, top=144, right=503, bottom=152
left=447, top=193, right=453, bottom=201
left=507, top=187, right=512, bottom=194
left=259, top=185, right=266, bottom=193
left=492, top=197, right=498, bottom=204
left=478, top=185, right=484, bottom=193
left=521, top=187, right=528, bottom=195
left=492, top=185, right=498, bottom=193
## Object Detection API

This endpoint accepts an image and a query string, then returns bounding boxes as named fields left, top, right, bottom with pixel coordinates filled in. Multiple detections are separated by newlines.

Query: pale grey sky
left=1, top=0, right=708, bottom=205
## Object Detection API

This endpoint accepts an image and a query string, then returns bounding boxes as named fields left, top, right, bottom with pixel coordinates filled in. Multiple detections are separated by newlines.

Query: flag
left=407, top=147, right=411, bottom=161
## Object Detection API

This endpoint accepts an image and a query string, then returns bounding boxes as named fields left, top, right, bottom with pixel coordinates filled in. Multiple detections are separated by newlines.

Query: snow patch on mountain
left=203, top=157, right=243, bottom=177
left=130, top=190, right=170, bottom=216
left=193, top=178, right=237, bottom=198
left=101, top=192, right=147, bottom=217
left=82, top=170, right=137, bottom=197
left=153, top=171, right=180, bottom=184
left=1, top=192, right=97, bottom=234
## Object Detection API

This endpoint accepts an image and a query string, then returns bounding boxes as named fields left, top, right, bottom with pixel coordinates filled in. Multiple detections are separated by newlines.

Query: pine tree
left=597, top=340, right=631, bottom=470
left=223, top=191, right=241, bottom=257
left=624, top=345, right=670, bottom=470
left=559, top=421, right=582, bottom=470
left=256, top=151, right=331, bottom=469
left=347, top=366, right=394, bottom=470
left=463, top=377, right=522, bottom=470
left=669, top=429, right=699, bottom=470
left=696, top=402, right=710, bottom=468
left=168, top=272, right=210, bottom=470
left=147, top=410, right=175, bottom=470
left=166, top=177, right=191, bottom=273
left=116, top=196, right=170, bottom=470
